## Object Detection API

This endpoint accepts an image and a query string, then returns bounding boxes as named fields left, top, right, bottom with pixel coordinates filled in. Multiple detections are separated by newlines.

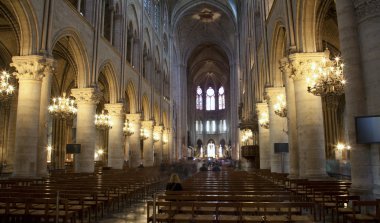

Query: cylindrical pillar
left=153, top=125, right=163, bottom=166
left=289, top=53, right=327, bottom=178
left=72, top=88, right=101, bottom=173
left=11, top=56, right=48, bottom=177
left=256, top=102, right=270, bottom=170
left=105, top=103, right=124, bottom=169
left=353, top=0, right=380, bottom=196
left=162, top=129, right=170, bottom=163
left=265, top=87, right=289, bottom=173
left=281, top=58, right=299, bottom=178
left=141, top=120, right=154, bottom=167
left=126, top=113, right=141, bottom=167
left=52, top=118, right=67, bottom=169
left=37, top=63, right=54, bottom=176
left=335, top=0, right=371, bottom=194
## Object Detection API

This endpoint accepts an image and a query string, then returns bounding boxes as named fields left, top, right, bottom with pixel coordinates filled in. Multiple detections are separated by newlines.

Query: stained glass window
left=196, top=86, right=203, bottom=110
left=218, top=86, right=225, bottom=110
left=206, top=87, right=215, bottom=111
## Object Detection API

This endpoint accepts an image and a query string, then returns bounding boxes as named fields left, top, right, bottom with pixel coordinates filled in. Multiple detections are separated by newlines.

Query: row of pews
left=0, top=167, right=167, bottom=223
left=148, top=168, right=379, bottom=222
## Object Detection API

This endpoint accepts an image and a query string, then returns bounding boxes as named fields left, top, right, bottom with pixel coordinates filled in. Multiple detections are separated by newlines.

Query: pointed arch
left=142, top=94, right=151, bottom=121
left=127, top=3, right=139, bottom=37
left=296, top=0, right=318, bottom=52
left=51, top=28, right=90, bottom=88
left=143, top=28, right=152, bottom=53
left=125, top=80, right=137, bottom=114
left=6, top=0, right=39, bottom=55
left=98, top=60, right=119, bottom=103
left=270, top=22, right=287, bottom=87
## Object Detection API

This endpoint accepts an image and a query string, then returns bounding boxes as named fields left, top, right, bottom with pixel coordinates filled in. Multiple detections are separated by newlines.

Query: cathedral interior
left=0, top=0, right=380, bottom=222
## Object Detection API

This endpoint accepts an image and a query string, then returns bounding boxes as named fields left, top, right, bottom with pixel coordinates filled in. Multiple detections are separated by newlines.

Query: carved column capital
left=141, top=120, right=154, bottom=130
left=279, top=58, right=292, bottom=76
left=141, top=120, right=154, bottom=140
left=104, top=103, right=124, bottom=117
left=153, top=125, right=163, bottom=134
left=256, top=102, right=269, bottom=115
left=125, top=113, right=141, bottom=122
left=288, top=52, right=326, bottom=80
left=11, top=56, right=55, bottom=81
left=354, top=0, right=380, bottom=22
left=163, top=128, right=171, bottom=135
left=71, top=88, right=102, bottom=105
left=264, top=87, right=286, bottom=104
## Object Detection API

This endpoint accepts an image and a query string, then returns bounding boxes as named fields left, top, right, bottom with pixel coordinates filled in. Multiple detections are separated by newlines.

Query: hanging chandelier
left=153, top=132, right=160, bottom=143
left=306, top=51, right=346, bottom=97
left=273, top=94, right=287, bottom=117
left=258, top=112, right=269, bottom=129
left=48, top=93, right=77, bottom=119
left=241, top=129, right=253, bottom=144
left=95, top=110, right=112, bottom=130
left=0, top=70, right=15, bottom=101
left=123, top=119, right=134, bottom=136
left=162, top=134, right=168, bottom=144
left=140, top=128, right=149, bottom=140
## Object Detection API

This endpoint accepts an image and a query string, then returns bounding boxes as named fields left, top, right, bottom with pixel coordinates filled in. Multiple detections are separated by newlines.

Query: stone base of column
left=287, top=174, right=299, bottom=179
left=303, top=174, right=331, bottom=180
left=12, top=172, right=38, bottom=178
left=143, top=158, right=154, bottom=167
left=109, top=159, right=123, bottom=169
left=37, top=171, right=49, bottom=178
left=74, top=155, right=94, bottom=173
left=349, top=187, right=373, bottom=199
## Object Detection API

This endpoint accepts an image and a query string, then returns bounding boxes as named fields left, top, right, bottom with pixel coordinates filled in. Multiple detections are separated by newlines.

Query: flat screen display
left=274, top=143, right=289, bottom=153
left=355, top=116, right=380, bottom=144
left=66, top=144, right=81, bottom=154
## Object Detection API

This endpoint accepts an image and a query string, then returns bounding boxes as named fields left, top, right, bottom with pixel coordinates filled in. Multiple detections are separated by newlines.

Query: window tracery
left=196, top=86, right=203, bottom=110
left=206, top=87, right=215, bottom=111
left=218, top=86, right=225, bottom=110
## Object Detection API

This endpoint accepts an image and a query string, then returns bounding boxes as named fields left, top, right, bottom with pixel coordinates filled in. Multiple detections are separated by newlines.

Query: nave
left=0, top=162, right=379, bottom=222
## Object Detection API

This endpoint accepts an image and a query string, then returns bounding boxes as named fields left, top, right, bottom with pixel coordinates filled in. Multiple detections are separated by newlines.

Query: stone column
left=153, top=125, right=163, bottom=166
left=0, top=101, right=11, bottom=170
left=256, top=102, right=270, bottom=170
left=289, top=53, right=327, bottom=178
left=123, top=134, right=129, bottom=164
left=353, top=0, right=380, bottom=196
left=5, top=94, right=18, bottom=172
left=335, top=0, right=371, bottom=194
left=105, top=103, right=124, bottom=169
left=322, top=96, right=340, bottom=159
left=281, top=58, right=299, bottom=178
left=37, top=61, right=54, bottom=176
left=265, top=87, right=289, bottom=173
left=51, top=119, right=67, bottom=169
left=141, top=120, right=154, bottom=167
left=162, top=129, right=170, bottom=163
left=11, top=55, right=49, bottom=177
left=125, top=113, right=141, bottom=168
left=71, top=88, right=101, bottom=173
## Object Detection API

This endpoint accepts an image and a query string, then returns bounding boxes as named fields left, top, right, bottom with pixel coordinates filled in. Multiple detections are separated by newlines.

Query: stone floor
left=99, top=200, right=150, bottom=223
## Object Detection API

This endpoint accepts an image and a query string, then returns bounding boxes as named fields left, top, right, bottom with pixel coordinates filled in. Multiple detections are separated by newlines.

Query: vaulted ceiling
left=171, top=1, right=235, bottom=90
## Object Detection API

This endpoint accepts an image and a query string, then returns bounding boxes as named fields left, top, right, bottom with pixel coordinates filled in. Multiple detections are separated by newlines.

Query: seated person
left=199, top=164, right=208, bottom=171
left=212, top=164, right=221, bottom=171
left=166, top=173, right=183, bottom=191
